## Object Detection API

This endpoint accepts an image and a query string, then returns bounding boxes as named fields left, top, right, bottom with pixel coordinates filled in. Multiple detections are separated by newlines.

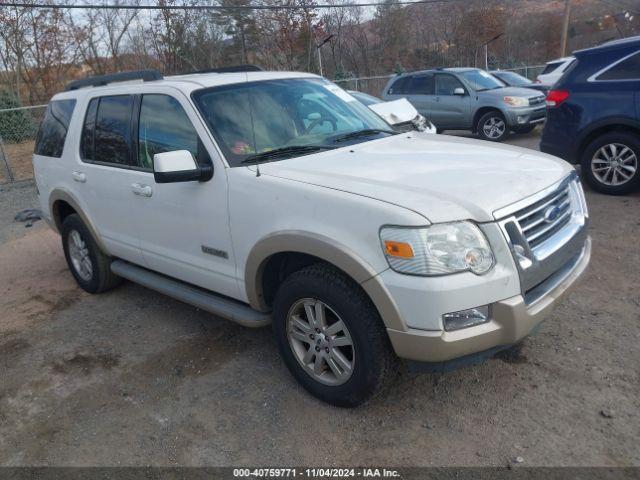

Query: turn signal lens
left=546, top=89, right=570, bottom=107
left=384, top=240, right=414, bottom=258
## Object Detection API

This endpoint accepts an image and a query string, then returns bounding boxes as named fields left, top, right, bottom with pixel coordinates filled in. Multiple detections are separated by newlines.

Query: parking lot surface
left=1, top=130, right=639, bottom=467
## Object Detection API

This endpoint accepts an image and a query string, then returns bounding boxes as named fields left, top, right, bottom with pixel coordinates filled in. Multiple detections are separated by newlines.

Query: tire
left=476, top=111, right=508, bottom=142
left=61, top=214, right=122, bottom=293
left=581, top=131, right=640, bottom=195
left=272, top=263, right=398, bottom=407
left=512, top=125, right=536, bottom=134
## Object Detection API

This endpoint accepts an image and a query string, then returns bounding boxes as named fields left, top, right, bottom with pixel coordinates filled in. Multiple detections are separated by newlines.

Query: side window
left=597, top=52, right=640, bottom=81
left=81, top=95, right=133, bottom=165
left=541, top=61, right=563, bottom=74
left=389, top=76, right=411, bottom=94
left=407, top=74, right=434, bottom=95
left=435, top=74, right=464, bottom=95
left=137, top=94, right=209, bottom=170
left=34, top=99, right=76, bottom=158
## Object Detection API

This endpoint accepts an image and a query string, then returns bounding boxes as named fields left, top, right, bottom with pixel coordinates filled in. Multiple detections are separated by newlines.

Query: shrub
left=0, top=90, right=36, bottom=143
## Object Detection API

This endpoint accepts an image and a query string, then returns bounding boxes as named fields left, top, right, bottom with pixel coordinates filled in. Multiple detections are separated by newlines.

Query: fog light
left=517, top=116, right=527, bottom=124
left=443, top=306, right=490, bottom=331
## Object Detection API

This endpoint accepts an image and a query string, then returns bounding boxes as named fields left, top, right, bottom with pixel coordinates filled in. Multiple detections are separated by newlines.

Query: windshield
left=459, top=70, right=506, bottom=91
left=494, top=71, right=532, bottom=86
left=192, top=78, right=394, bottom=166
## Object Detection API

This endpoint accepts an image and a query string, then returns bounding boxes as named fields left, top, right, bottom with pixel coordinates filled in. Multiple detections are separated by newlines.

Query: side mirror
left=153, top=150, right=211, bottom=184
left=453, top=87, right=466, bottom=96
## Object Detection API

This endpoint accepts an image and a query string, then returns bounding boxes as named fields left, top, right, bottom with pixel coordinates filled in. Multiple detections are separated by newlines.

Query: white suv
left=33, top=68, right=591, bottom=406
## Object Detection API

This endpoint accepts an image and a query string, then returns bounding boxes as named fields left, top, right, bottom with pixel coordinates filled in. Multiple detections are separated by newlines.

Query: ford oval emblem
left=544, top=205, right=561, bottom=223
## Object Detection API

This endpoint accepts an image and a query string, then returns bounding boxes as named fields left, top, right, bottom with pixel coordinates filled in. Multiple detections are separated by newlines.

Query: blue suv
left=540, top=36, right=640, bottom=195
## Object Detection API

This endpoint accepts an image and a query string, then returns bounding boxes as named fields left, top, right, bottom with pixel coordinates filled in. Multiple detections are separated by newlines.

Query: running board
left=111, top=260, right=271, bottom=328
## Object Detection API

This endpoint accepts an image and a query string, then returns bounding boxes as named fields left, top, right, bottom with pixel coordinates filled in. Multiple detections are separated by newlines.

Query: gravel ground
left=0, top=130, right=639, bottom=467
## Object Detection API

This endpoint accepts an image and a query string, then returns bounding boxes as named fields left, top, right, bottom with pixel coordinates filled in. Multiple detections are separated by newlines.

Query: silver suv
left=382, top=68, right=546, bottom=142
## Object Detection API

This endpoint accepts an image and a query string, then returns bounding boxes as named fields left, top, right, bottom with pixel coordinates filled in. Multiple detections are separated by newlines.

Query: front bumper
left=504, top=105, right=547, bottom=128
left=386, top=237, right=590, bottom=363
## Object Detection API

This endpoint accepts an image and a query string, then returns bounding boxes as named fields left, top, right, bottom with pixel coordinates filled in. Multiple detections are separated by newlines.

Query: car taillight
left=546, top=89, right=570, bottom=107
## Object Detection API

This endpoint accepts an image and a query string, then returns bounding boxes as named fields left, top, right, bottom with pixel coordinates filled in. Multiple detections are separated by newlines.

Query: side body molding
left=48, top=188, right=109, bottom=253
left=244, top=231, right=407, bottom=331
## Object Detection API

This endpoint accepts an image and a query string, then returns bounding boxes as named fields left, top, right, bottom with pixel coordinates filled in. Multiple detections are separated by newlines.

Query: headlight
left=503, top=96, right=529, bottom=107
left=380, top=222, right=494, bottom=276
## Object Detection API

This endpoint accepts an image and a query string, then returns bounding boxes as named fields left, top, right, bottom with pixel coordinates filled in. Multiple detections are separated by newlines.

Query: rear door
left=404, top=73, right=434, bottom=118
left=432, top=73, right=472, bottom=129
left=74, top=94, right=147, bottom=264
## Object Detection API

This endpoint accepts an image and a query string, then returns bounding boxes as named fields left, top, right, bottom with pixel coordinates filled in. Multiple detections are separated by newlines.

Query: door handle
left=71, top=171, right=86, bottom=183
left=131, top=183, right=153, bottom=197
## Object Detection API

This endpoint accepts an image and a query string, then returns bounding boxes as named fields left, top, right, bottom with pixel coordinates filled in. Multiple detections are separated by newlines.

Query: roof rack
left=65, top=69, right=163, bottom=91
left=187, top=64, right=263, bottom=74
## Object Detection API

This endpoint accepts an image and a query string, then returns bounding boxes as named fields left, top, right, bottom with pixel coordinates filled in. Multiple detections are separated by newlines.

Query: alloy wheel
left=591, top=143, right=638, bottom=186
left=286, top=298, right=355, bottom=386
left=483, top=116, right=506, bottom=139
left=68, top=229, right=93, bottom=281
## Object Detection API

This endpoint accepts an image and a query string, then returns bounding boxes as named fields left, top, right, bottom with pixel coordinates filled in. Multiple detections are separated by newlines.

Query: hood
left=258, top=134, right=573, bottom=223
left=368, top=98, right=419, bottom=125
left=486, top=86, right=545, bottom=99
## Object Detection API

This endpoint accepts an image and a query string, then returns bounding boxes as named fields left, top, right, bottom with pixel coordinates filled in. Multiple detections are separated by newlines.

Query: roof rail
left=65, top=69, right=163, bottom=91
left=187, top=64, right=263, bottom=74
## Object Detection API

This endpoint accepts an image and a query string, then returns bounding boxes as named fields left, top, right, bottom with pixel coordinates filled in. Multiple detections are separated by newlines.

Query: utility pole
left=560, top=0, right=572, bottom=57
left=483, top=33, right=504, bottom=70
left=316, top=34, right=334, bottom=76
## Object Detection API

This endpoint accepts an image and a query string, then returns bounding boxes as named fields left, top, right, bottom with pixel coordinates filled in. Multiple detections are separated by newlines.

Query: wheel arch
left=49, top=188, right=108, bottom=253
left=577, top=118, right=640, bottom=160
left=472, top=106, right=505, bottom=132
left=244, top=231, right=406, bottom=331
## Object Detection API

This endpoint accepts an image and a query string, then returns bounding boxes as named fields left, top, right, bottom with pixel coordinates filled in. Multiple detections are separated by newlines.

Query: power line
left=0, top=0, right=459, bottom=11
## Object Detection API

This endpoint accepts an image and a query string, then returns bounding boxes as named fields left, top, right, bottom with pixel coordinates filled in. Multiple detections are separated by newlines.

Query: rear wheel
left=61, top=214, right=122, bottom=293
left=272, top=263, right=398, bottom=407
left=477, top=111, right=508, bottom=142
left=581, top=131, right=640, bottom=195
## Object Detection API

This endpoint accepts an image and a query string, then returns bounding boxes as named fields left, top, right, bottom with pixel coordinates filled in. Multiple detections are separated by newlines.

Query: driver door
left=432, top=74, right=472, bottom=129
left=130, top=89, right=240, bottom=299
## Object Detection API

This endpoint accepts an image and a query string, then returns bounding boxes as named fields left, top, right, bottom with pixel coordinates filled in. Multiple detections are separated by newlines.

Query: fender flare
left=244, top=231, right=406, bottom=331
left=49, top=188, right=108, bottom=253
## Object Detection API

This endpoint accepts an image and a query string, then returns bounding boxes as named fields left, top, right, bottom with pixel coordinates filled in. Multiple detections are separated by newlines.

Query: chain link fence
left=0, top=105, right=46, bottom=185
left=334, top=65, right=547, bottom=97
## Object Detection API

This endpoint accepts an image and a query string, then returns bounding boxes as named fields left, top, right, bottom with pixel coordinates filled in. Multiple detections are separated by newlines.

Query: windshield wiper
left=240, top=145, right=336, bottom=164
left=330, top=128, right=397, bottom=144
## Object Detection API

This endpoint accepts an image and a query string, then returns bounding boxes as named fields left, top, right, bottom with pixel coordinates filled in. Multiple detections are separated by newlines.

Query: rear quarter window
left=541, top=61, right=564, bottom=74
left=597, top=51, right=640, bottom=81
left=34, top=99, right=76, bottom=158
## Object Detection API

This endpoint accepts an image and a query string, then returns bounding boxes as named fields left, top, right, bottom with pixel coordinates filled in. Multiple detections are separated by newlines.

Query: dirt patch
left=51, top=351, right=120, bottom=375
left=0, top=228, right=83, bottom=333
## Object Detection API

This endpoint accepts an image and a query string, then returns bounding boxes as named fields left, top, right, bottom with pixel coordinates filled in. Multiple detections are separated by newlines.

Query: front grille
left=528, top=96, right=546, bottom=107
left=513, top=183, right=572, bottom=250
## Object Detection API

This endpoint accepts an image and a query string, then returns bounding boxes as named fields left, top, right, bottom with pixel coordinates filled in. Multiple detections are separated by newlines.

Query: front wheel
left=581, top=131, right=640, bottom=195
left=477, top=111, right=508, bottom=142
left=272, top=264, right=398, bottom=407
